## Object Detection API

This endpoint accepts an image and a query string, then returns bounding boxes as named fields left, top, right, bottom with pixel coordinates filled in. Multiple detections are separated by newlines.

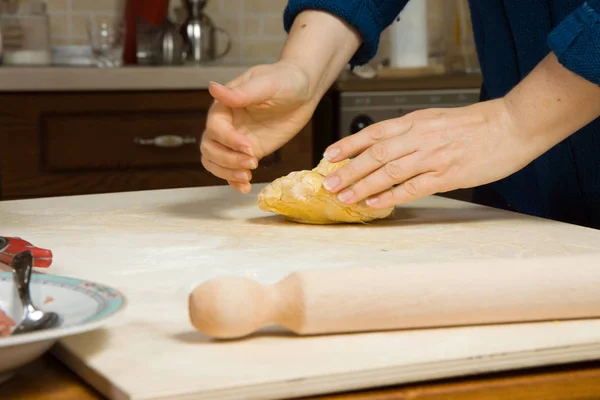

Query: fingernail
left=244, top=159, right=258, bottom=169
left=366, top=196, right=379, bottom=206
left=323, top=175, right=340, bottom=191
left=235, top=171, right=250, bottom=181
left=243, top=147, right=254, bottom=157
left=337, top=189, right=354, bottom=203
left=209, top=80, right=224, bottom=87
left=324, top=147, right=340, bottom=160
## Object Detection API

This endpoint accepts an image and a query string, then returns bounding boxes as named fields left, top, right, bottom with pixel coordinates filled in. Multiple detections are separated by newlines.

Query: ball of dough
left=257, top=158, right=395, bottom=224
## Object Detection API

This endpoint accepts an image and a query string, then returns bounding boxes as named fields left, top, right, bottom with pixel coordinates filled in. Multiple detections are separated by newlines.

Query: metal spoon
left=11, top=251, right=60, bottom=335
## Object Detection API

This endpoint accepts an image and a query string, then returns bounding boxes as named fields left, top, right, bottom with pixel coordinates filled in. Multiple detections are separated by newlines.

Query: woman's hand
left=322, top=52, right=600, bottom=210
left=201, top=61, right=318, bottom=194
left=321, top=99, right=534, bottom=208
left=201, top=10, right=362, bottom=194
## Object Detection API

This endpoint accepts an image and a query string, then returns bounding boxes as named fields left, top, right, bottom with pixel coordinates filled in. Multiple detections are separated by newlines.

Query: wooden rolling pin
left=188, top=254, right=600, bottom=339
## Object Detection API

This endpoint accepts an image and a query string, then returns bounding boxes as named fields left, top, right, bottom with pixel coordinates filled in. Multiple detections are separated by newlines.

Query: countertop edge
left=0, top=66, right=250, bottom=92
left=0, top=67, right=483, bottom=93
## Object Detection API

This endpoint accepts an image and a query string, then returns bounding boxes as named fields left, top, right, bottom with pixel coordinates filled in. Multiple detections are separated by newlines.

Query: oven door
left=338, top=89, right=481, bottom=139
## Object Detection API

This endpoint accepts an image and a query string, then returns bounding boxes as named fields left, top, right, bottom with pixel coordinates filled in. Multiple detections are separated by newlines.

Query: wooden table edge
left=2, top=352, right=600, bottom=400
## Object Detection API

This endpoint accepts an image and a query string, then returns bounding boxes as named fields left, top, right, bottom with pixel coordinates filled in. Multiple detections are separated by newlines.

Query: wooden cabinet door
left=0, top=90, right=312, bottom=200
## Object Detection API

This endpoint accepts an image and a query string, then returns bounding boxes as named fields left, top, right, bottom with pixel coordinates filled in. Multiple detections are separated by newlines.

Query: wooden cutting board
left=3, top=185, right=600, bottom=400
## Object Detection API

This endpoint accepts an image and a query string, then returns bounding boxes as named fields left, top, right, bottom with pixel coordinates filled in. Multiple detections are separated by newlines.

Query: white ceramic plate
left=0, top=271, right=126, bottom=382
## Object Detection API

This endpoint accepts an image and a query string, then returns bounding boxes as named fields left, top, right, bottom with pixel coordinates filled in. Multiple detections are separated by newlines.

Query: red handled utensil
left=0, top=237, right=53, bottom=268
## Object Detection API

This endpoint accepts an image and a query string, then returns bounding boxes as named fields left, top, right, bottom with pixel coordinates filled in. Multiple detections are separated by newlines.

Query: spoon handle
left=11, top=251, right=34, bottom=307
left=0, top=236, right=53, bottom=268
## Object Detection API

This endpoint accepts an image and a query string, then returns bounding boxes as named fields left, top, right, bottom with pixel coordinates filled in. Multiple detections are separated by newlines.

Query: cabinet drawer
left=42, top=110, right=205, bottom=172
left=0, top=90, right=313, bottom=200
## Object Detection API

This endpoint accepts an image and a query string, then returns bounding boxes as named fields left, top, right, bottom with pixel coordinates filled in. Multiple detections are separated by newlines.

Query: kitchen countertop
left=0, top=65, right=482, bottom=93
left=0, top=65, right=250, bottom=92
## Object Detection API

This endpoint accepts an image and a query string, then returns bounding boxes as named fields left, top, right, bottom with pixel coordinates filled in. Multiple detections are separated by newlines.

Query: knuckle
left=442, top=151, right=455, bottom=169
left=199, top=140, right=210, bottom=155
left=204, top=129, right=220, bottom=145
left=340, top=161, right=357, bottom=179
left=430, top=151, right=451, bottom=171
left=415, top=108, right=444, bottom=120
left=384, top=160, right=405, bottom=180
left=201, top=156, right=211, bottom=171
left=403, top=179, right=420, bottom=197
left=336, top=138, right=356, bottom=155
left=368, top=124, right=386, bottom=140
left=409, top=109, right=427, bottom=121
left=378, top=189, right=396, bottom=205
left=369, top=143, right=388, bottom=163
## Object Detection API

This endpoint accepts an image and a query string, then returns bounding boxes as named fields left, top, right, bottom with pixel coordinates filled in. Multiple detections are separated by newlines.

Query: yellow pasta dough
left=257, top=158, right=395, bottom=224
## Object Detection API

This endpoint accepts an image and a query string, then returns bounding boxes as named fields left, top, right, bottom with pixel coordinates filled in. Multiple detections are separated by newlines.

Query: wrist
left=502, top=53, right=600, bottom=156
left=280, top=10, right=361, bottom=102
left=496, top=94, right=553, bottom=168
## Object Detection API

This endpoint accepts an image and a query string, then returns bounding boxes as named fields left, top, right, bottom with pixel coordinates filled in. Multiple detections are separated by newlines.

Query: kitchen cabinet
left=0, top=90, right=314, bottom=200
left=0, top=67, right=483, bottom=202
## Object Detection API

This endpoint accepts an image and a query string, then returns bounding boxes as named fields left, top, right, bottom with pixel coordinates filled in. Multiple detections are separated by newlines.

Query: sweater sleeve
left=548, top=0, right=600, bottom=86
left=283, top=0, right=408, bottom=66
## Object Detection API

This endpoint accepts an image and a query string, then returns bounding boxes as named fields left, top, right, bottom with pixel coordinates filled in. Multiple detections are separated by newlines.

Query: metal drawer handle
left=134, top=135, right=197, bottom=148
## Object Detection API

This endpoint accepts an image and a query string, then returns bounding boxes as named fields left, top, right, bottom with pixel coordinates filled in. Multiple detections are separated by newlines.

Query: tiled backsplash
left=44, top=0, right=473, bottom=66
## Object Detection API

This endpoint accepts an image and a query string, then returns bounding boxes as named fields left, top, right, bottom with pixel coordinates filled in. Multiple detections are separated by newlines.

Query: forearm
left=503, top=52, right=600, bottom=156
left=280, top=10, right=361, bottom=101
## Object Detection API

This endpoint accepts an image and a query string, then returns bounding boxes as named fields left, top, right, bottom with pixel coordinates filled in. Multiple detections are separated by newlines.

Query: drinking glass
left=87, top=15, right=124, bottom=67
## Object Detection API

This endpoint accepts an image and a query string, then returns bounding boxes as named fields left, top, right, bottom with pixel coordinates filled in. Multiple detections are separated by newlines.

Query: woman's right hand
left=201, top=60, right=319, bottom=194
left=202, top=8, right=363, bottom=193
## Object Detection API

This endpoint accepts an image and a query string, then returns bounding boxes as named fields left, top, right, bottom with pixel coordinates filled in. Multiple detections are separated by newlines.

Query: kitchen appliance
left=0, top=0, right=51, bottom=66
left=339, top=88, right=480, bottom=139
left=122, top=0, right=170, bottom=65
left=180, top=0, right=231, bottom=63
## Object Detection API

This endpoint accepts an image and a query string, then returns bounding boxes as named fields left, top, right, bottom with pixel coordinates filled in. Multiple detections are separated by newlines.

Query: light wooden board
left=3, top=185, right=600, bottom=400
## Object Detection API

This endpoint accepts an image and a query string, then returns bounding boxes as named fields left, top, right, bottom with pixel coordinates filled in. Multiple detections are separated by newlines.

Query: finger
left=228, top=180, right=252, bottom=194
left=200, top=138, right=258, bottom=170
left=205, top=102, right=254, bottom=156
left=202, top=156, right=252, bottom=183
left=365, top=173, right=439, bottom=209
left=209, top=76, right=278, bottom=109
left=323, top=117, right=414, bottom=162
left=323, top=137, right=417, bottom=193
left=335, top=152, right=423, bottom=205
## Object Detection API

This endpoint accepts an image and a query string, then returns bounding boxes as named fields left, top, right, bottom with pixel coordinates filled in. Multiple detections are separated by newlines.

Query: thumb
left=208, top=76, right=278, bottom=108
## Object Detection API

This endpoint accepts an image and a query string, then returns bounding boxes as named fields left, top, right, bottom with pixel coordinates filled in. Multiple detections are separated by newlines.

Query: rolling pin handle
left=188, top=276, right=283, bottom=339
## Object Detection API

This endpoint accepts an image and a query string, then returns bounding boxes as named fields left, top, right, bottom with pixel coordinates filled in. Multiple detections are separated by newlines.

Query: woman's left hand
left=321, top=98, right=535, bottom=209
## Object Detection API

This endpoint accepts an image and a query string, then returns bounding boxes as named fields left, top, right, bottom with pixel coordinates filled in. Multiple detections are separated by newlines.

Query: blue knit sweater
left=283, top=1, right=600, bottom=228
